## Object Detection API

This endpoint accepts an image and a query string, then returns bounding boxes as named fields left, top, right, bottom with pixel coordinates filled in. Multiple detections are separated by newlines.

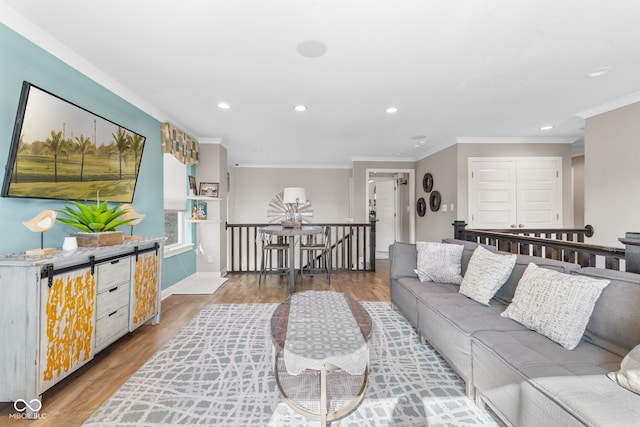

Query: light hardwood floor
left=0, top=261, right=390, bottom=426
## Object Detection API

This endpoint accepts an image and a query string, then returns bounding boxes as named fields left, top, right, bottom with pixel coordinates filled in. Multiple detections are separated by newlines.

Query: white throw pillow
left=608, top=344, right=640, bottom=395
left=414, top=242, right=464, bottom=285
left=501, top=263, right=609, bottom=350
left=459, top=246, right=516, bottom=305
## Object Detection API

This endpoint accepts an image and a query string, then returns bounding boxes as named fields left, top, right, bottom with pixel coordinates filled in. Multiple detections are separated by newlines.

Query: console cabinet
left=0, top=238, right=162, bottom=417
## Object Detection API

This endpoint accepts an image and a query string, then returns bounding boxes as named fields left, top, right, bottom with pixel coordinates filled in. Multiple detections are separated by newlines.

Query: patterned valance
left=161, top=122, right=199, bottom=165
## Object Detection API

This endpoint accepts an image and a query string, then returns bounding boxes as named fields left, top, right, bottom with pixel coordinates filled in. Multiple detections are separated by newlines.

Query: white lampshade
left=283, top=187, right=306, bottom=204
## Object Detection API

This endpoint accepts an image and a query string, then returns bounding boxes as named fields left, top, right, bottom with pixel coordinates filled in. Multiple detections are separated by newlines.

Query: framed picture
left=2, top=81, right=146, bottom=202
left=188, top=175, right=197, bottom=195
left=199, top=182, right=219, bottom=198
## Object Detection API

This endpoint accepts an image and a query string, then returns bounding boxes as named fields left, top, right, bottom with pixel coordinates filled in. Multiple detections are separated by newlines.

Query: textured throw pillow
left=414, top=242, right=464, bottom=284
left=608, top=344, right=640, bottom=395
left=501, top=262, right=610, bottom=350
left=458, top=246, right=516, bottom=305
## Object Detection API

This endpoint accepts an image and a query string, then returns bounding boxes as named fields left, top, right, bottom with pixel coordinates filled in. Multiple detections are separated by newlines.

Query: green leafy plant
left=56, top=193, right=137, bottom=233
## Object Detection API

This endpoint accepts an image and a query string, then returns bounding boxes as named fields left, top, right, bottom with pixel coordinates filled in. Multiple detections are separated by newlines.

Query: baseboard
left=161, top=271, right=227, bottom=300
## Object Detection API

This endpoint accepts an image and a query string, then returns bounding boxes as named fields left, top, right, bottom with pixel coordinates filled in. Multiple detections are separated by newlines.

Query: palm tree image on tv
left=2, top=83, right=146, bottom=203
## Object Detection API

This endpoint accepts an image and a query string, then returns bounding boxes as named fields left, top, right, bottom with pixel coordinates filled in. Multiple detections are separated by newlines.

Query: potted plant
left=56, top=194, right=138, bottom=247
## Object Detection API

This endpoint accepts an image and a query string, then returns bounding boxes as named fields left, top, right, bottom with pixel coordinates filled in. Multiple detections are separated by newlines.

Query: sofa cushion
left=471, top=329, right=624, bottom=426
left=608, top=344, right=640, bottom=395
left=522, top=375, right=640, bottom=427
left=502, top=263, right=609, bottom=350
left=390, top=276, right=458, bottom=328
left=459, top=246, right=516, bottom=305
left=415, top=241, right=464, bottom=284
left=494, top=254, right=580, bottom=306
left=416, top=293, right=526, bottom=383
left=575, top=267, right=640, bottom=357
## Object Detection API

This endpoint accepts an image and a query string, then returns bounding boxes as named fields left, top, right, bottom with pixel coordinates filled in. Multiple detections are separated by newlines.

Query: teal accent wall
left=0, top=24, right=196, bottom=289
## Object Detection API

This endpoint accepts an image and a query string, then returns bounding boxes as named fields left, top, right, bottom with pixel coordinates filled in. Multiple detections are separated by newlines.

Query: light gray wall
left=196, top=144, right=227, bottom=274
left=572, top=155, right=585, bottom=228
left=585, top=102, right=640, bottom=247
left=415, top=145, right=458, bottom=241
left=228, top=167, right=352, bottom=223
left=413, top=142, right=574, bottom=241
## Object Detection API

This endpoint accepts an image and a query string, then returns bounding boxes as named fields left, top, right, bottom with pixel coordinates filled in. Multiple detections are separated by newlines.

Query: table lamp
left=282, top=187, right=306, bottom=228
left=23, top=210, right=57, bottom=256
left=119, top=204, right=145, bottom=240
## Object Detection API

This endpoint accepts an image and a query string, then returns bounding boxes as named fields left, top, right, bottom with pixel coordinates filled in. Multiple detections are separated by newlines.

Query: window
left=163, top=153, right=192, bottom=257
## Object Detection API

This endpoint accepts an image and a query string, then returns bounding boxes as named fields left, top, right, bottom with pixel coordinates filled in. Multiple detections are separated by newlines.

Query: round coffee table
left=270, top=291, right=373, bottom=426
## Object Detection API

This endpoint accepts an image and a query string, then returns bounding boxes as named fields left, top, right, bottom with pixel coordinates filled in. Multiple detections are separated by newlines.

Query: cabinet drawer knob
left=108, top=310, right=118, bottom=317
left=109, top=286, right=119, bottom=293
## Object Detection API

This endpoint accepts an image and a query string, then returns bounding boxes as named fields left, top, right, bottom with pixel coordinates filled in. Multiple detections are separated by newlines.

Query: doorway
left=366, top=169, right=415, bottom=258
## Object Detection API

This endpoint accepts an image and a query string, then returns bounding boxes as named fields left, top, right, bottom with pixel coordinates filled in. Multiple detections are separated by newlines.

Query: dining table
left=259, top=224, right=324, bottom=293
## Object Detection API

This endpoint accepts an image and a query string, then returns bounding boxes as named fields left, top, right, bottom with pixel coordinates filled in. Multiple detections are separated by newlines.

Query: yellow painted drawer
left=96, top=283, right=130, bottom=319
left=96, top=258, right=131, bottom=292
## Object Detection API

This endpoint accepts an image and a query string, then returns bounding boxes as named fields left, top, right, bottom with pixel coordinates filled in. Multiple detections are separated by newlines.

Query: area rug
left=83, top=302, right=498, bottom=426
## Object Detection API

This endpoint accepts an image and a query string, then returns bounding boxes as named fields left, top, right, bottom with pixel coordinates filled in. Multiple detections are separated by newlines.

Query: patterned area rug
left=83, top=302, right=498, bottom=426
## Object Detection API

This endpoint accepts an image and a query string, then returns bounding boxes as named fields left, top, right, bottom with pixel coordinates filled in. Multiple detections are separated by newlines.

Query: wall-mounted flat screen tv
left=2, top=81, right=146, bottom=203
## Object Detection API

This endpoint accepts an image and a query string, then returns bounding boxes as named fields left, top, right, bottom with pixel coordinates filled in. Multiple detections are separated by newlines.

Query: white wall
left=585, top=102, right=640, bottom=247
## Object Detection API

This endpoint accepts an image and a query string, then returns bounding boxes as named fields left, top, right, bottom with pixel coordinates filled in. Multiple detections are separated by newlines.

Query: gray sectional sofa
left=389, top=238, right=640, bottom=426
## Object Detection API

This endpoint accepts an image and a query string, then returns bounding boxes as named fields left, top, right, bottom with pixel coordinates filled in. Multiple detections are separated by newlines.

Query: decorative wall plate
left=423, top=173, right=433, bottom=193
left=429, top=191, right=441, bottom=212
left=416, top=197, right=426, bottom=217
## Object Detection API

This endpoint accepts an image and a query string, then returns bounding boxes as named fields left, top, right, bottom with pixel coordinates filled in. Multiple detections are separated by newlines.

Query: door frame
left=365, top=168, right=415, bottom=244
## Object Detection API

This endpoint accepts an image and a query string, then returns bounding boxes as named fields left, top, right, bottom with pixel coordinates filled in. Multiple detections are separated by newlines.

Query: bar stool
left=259, top=232, right=291, bottom=286
left=299, top=226, right=331, bottom=285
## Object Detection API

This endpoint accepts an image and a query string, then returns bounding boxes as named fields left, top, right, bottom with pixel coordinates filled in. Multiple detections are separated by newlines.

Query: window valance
left=161, top=122, right=199, bottom=165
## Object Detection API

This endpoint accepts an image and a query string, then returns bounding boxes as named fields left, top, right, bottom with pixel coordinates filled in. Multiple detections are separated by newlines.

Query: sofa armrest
left=389, top=242, right=418, bottom=279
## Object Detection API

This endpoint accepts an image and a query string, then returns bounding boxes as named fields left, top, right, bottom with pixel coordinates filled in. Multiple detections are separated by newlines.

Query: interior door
left=468, top=160, right=517, bottom=228
left=517, top=158, right=562, bottom=228
left=375, top=179, right=396, bottom=256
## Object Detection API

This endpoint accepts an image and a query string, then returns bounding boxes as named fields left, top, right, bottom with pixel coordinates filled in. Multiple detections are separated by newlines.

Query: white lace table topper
left=284, top=291, right=369, bottom=375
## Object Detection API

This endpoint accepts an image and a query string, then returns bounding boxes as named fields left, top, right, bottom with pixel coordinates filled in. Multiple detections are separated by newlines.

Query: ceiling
left=2, top=0, right=640, bottom=168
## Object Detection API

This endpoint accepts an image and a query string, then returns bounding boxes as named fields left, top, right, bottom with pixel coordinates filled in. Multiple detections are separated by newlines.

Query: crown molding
left=456, top=136, right=577, bottom=144
left=575, top=91, right=640, bottom=119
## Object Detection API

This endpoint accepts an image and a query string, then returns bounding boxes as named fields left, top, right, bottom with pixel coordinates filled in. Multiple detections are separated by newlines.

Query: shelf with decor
left=187, top=196, right=221, bottom=222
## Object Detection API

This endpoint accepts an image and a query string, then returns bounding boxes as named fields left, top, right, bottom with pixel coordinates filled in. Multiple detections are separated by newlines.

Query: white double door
left=468, top=157, right=562, bottom=229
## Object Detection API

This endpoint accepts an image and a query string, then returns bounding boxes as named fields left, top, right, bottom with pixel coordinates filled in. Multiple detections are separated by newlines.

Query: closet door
left=468, top=160, right=517, bottom=228
left=516, top=158, right=562, bottom=228
left=468, top=157, right=562, bottom=229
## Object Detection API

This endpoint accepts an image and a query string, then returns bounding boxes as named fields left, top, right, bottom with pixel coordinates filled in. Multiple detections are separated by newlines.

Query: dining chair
left=299, top=226, right=331, bottom=285
left=258, top=232, right=291, bottom=286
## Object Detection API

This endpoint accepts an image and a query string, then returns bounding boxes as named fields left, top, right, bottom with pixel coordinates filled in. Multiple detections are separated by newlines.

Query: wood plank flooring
left=0, top=261, right=390, bottom=426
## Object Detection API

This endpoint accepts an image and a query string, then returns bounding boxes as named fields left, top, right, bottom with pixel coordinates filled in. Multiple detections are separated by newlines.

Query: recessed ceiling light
left=386, top=107, right=398, bottom=113
left=540, top=125, right=554, bottom=131
left=217, top=103, right=230, bottom=110
left=294, top=105, right=307, bottom=112
left=587, top=66, right=612, bottom=78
